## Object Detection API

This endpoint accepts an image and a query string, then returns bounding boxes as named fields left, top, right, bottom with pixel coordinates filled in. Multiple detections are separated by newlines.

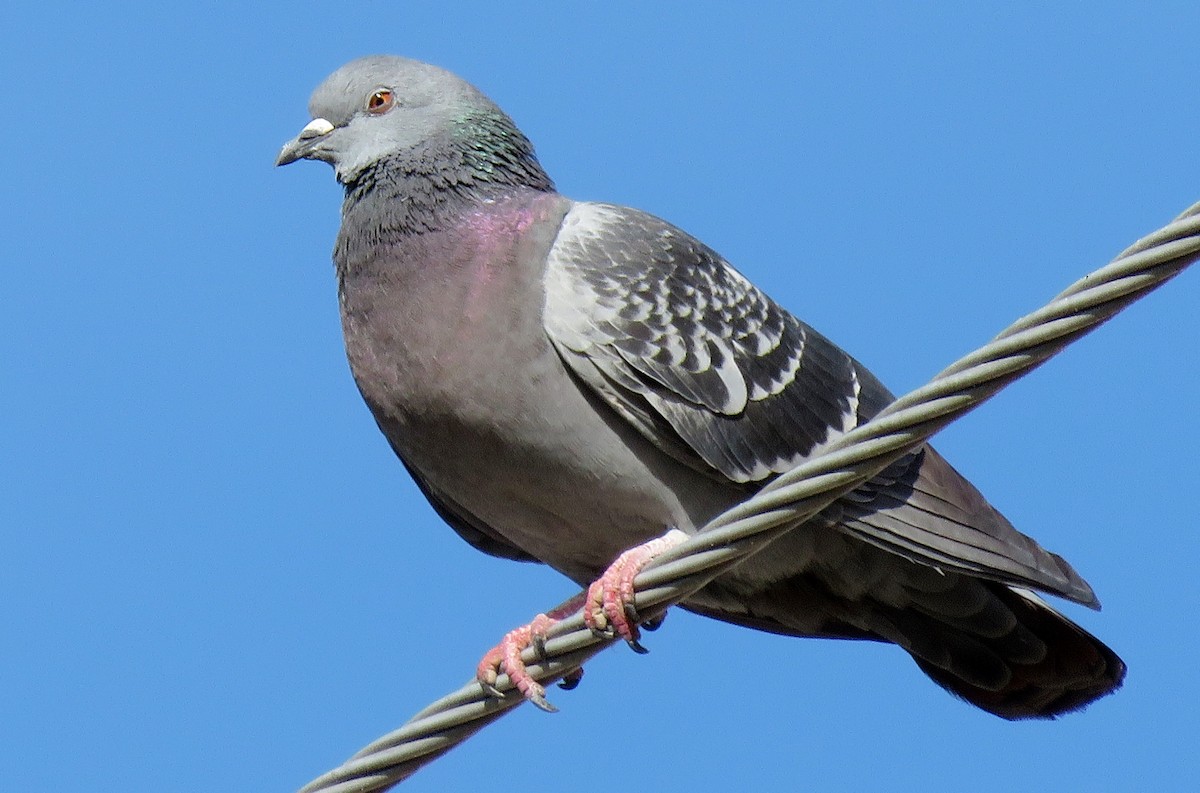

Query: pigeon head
left=276, top=55, right=552, bottom=193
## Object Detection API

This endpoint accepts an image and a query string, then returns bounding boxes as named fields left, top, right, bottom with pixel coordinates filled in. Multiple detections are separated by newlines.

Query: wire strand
left=298, top=201, right=1200, bottom=793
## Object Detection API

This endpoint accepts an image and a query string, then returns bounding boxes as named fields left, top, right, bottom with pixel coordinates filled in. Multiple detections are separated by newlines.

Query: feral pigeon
left=276, top=55, right=1124, bottom=718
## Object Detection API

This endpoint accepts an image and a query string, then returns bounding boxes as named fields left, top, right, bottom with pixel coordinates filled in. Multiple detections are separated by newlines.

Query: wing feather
left=543, top=201, right=1097, bottom=605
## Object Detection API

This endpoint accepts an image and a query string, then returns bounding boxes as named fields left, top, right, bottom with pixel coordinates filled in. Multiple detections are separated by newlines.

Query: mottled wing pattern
left=544, top=202, right=889, bottom=484
left=542, top=201, right=1098, bottom=605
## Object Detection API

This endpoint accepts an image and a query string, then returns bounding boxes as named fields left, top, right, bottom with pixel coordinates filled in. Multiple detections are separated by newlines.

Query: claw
left=528, top=690, right=558, bottom=713
left=641, top=613, right=667, bottom=632
left=557, top=667, right=585, bottom=691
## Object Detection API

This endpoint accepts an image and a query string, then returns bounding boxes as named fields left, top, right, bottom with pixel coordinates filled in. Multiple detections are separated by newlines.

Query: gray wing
left=544, top=203, right=887, bottom=483
left=543, top=202, right=1097, bottom=606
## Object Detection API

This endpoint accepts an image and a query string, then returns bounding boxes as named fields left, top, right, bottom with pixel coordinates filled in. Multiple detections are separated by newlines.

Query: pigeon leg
left=584, top=529, right=688, bottom=653
left=476, top=593, right=585, bottom=712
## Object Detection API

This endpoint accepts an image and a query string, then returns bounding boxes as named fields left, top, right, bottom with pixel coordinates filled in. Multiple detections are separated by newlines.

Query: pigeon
left=276, top=55, right=1125, bottom=718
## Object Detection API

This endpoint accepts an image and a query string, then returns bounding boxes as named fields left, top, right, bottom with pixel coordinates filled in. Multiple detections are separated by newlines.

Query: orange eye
left=366, top=89, right=395, bottom=114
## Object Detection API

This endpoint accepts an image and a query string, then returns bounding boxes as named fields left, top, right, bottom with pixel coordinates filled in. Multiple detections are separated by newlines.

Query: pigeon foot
left=584, top=529, right=688, bottom=653
left=475, top=595, right=585, bottom=712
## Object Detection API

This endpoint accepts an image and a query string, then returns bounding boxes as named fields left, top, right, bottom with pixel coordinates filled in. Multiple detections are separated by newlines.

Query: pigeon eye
left=366, top=89, right=395, bottom=114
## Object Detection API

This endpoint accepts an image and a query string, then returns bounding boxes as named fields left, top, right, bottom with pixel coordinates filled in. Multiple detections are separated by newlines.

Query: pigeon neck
left=334, top=114, right=555, bottom=277
left=339, top=113, right=554, bottom=234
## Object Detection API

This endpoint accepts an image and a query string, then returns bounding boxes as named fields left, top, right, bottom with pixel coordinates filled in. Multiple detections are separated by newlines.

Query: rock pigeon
left=276, top=55, right=1124, bottom=718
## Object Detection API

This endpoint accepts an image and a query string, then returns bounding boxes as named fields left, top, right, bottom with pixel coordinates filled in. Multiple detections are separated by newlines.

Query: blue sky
left=4, top=3, right=1198, bottom=791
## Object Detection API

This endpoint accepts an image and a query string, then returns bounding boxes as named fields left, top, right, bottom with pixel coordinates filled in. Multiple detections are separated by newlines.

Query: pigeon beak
left=275, top=117, right=336, bottom=166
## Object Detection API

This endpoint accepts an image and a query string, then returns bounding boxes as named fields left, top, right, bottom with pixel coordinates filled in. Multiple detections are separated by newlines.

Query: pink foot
left=584, top=529, right=688, bottom=653
left=476, top=595, right=585, bottom=712
left=476, top=530, right=687, bottom=711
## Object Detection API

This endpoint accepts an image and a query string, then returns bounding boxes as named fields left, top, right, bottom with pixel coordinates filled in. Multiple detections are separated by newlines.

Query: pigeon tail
left=900, top=585, right=1126, bottom=720
left=683, top=562, right=1124, bottom=720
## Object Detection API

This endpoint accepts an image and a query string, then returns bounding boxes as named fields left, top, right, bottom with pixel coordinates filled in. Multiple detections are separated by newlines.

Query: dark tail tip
left=915, top=587, right=1125, bottom=720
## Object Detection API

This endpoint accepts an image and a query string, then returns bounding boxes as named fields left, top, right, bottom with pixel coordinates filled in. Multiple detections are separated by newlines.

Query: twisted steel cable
left=299, top=201, right=1200, bottom=793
